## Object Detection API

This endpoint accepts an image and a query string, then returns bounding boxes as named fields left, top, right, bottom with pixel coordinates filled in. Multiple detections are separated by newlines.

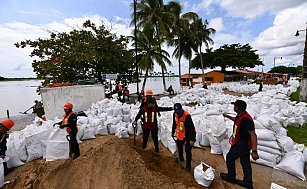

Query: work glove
left=59, top=125, right=65, bottom=129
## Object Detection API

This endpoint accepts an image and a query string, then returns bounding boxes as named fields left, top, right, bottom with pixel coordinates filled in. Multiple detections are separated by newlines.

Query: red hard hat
left=64, top=103, right=73, bottom=109
left=0, top=119, right=14, bottom=130
left=145, top=89, right=153, bottom=96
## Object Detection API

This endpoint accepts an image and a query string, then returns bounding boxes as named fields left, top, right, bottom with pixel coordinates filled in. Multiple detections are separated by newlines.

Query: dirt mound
left=3, top=135, right=306, bottom=189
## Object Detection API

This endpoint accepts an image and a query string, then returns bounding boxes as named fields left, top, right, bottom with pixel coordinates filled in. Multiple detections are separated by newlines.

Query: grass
left=289, top=87, right=301, bottom=102
left=287, top=123, right=307, bottom=146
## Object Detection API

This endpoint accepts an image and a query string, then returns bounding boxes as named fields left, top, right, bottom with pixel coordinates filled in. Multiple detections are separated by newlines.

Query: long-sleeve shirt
left=135, top=106, right=173, bottom=122
left=172, top=113, right=196, bottom=142
left=0, top=133, right=8, bottom=156
left=58, top=110, right=78, bottom=134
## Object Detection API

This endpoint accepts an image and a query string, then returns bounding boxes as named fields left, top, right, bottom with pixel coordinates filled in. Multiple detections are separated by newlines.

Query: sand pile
left=3, top=135, right=306, bottom=189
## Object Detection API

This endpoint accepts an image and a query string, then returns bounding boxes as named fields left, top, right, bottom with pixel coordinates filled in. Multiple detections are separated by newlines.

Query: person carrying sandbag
left=0, top=119, right=14, bottom=176
left=54, top=103, right=80, bottom=159
left=171, top=103, right=196, bottom=172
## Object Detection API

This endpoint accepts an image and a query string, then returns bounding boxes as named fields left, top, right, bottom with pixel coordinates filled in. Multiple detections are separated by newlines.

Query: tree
left=131, top=30, right=171, bottom=90
left=269, top=65, right=303, bottom=76
left=15, top=20, right=135, bottom=85
left=191, top=18, right=215, bottom=83
left=191, top=43, right=263, bottom=72
left=165, top=1, right=198, bottom=85
left=133, top=0, right=173, bottom=91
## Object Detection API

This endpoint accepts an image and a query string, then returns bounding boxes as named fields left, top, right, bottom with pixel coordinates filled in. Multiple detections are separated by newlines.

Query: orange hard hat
left=0, top=119, right=14, bottom=130
left=145, top=89, right=153, bottom=96
left=64, top=103, right=73, bottom=109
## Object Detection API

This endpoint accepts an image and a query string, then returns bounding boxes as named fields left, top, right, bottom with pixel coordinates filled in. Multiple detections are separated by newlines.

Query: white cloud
left=218, top=0, right=306, bottom=19
left=0, top=15, right=132, bottom=77
left=191, top=0, right=214, bottom=12
left=209, top=17, right=224, bottom=32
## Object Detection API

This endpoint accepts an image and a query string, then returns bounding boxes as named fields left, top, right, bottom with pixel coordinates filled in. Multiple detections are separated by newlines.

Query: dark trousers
left=69, top=133, right=80, bottom=159
left=226, top=143, right=252, bottom=184
left=142, top=127, right=159, bottom=152
left=176, top=139, right=192, bottom=168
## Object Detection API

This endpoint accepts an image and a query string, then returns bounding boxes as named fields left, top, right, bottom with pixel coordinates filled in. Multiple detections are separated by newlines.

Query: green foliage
left=287, top=124, right=307, bottom=146
left=15, top=20, right=135, bottom=85
left=290, top=87, right=301, bottom=102
left=191, top=43, right=263, bottom=72
left=269, top=66, right=303, bottom=76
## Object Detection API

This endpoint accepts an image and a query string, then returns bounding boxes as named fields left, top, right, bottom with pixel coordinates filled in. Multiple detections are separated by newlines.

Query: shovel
left=19, top=106, right=33, bottom=114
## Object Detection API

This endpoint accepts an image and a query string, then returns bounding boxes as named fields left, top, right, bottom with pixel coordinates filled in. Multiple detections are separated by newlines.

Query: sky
left=0, top=0, right=307, bottom=78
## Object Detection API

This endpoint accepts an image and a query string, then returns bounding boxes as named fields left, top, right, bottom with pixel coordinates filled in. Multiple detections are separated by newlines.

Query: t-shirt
left=234, top=114, right=255, bottom=145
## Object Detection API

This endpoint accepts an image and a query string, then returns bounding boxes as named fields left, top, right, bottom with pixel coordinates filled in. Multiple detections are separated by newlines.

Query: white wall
left=41, top=85, right=105, bottom=119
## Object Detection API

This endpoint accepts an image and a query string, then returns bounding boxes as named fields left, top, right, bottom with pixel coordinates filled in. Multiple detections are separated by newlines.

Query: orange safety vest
left=117, top=84, right=122, bottom=92
left=62, top=111, right=77, bottom=133
left=230, top=112, right=254, bottom=149
left=143, top=106, right=157, bottom=129
left=175, top=111, right=190, bottom=141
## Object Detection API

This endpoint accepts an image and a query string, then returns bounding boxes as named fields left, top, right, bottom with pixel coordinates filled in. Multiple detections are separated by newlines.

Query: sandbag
left=257, top=150, right=281, bottom=164
left=45, top=127, right=69, bottom=161
left=255, top=129, right=276, bottom=141
left=276, top=136, right=294, bottom=152
left=256, top=115, right=282, bottom=133
left=258, top=140, right=280, bottom=149
left=82, top=126, right=96, bottom=140
left=303, top=148, right=307, bottom=163
left=25, top=132, right=43, bottom=162
left=210, top=115, right=227, bottom=138
left=200, top=133, right=210, bottom=147
left=275, top=150, right=306, bottom=181
left=270, top=183, right=287, bottom=189
left=115, top=127, right=129, bottom=138
left=96, top=125, right=108, bottom=135
left=194, top=162, right=215, bottom=187
left=6, top=139, right=24, bottom=168
left=251, top=158, right=276, bottom=167
left=0, top=159, right=4, bottom=188
left=258, top=145, right=281, bottom=155
left=193, top=133, right=202, bottom=148
left=167, top=136, right=177, bottom=154
left=220, top=139, right=231, bottom=161
left=12, top=132, right=30, bottom=162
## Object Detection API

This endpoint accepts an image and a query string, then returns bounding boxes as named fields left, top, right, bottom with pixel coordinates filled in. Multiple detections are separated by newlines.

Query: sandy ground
left=3, top=135, right=306, bottom=189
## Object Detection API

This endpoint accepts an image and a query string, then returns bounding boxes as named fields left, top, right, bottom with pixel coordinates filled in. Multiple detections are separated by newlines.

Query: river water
left=0, top=77, right=180, bottom=118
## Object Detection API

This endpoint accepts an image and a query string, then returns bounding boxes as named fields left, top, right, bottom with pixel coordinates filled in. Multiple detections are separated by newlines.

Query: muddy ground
left=3, top=135, right=306, bottom=189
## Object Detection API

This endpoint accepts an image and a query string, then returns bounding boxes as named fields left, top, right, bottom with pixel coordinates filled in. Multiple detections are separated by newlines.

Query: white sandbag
left=258, top=140, right=280, bottom=149
left=77, top=116, right=88, bottom=125
left=256, top=115, right=282, bottom=133
left=12, top=132, right=30, bottom=162
left=206, top=109, right=221, bottom=116
left=6, top=139, right=24, bottom=168
left=45, top=127, right=69, bottom=161
left=25, top=132, right=43, bottom=162
left=251, top=158, right=276, bottom=167
left=127, top=124, right=135, bottom=135
left=109, top=124, right=118, bottom=135
left=96, top=125, right=108, bottom=135
left=294, top=144, right=305, bottom=152
left=115, top=127, right=129, bottom=138
left=220, top=139, right=231, bottom=161
left=122, top=114, right=131, bottom=123
left=254, top=120, right=266, bottom=129
left=270, top=183, right=287, bottom=189
left=106, top=109, right=113, bottom=116
left=89, top=118, right=102, bottom=128
left=200, top=133, right=210, bottom=147
left=210, top=115, right=227, bottom=138
left=258, top=145, right=282, bottom=155
left=0, top=159, right=4, bottom=188
left=257, top=150, right=281, bottom=164
left=136, top=124, right=143, bottom=135
left=193, top=133, right=202, bottom=148
left=113, top=108, right=122, bottom=116
left=303, top=148, right=307, bottom=163
left=77, top=126, right=85, bottom=140
left=82, top=126, right=96, bottom=140
left=194, top=162, right=215, bottom=187
left=276, top=136, right=294, bottom=152
left=210, top=144, right=222, bottom=155
left=275, top=150, right=306, bottom=181
left=160, top=131, right=168, bottom=148
left=167, top=136, right=177, bottom=154
left=255, top=129, right=276, bottom=141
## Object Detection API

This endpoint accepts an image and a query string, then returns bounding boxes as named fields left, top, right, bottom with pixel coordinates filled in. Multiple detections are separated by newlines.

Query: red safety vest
left=230, top=112, right=254, bottom=149
left=62, top=112, right=77, bottom=133
left=117, top=84, right=122, bottom=92
left=143, top=106, right=157, bottom=129
left=175, top=111, right=190, bottom=141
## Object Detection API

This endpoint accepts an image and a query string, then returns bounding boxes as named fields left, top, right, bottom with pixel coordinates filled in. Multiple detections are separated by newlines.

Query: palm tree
left=191, top=18, right=215, bottom=83
left=131, top=30, right=171, bottom=90
left=165, top=1, right=198, bottom=86
left=133, top=0, right=173, bottom=91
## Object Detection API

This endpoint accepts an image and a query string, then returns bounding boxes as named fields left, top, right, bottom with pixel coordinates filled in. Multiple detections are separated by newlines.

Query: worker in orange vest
left=172, top=103, right=196, bottom=172
left=133, top=98, right=172, bottom=153
left=115, top=81, right=123, bottom=101
left=55, top=103, right=80, bottom=159
left=140, top=89, right=160, bottom=117
left=123, top=86, right=130, bottom=103
left=0, top=119, right=14, bottom=175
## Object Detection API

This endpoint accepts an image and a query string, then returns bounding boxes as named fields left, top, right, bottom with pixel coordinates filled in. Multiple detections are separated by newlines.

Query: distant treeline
left=0, top=76, right=38, bottom=81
